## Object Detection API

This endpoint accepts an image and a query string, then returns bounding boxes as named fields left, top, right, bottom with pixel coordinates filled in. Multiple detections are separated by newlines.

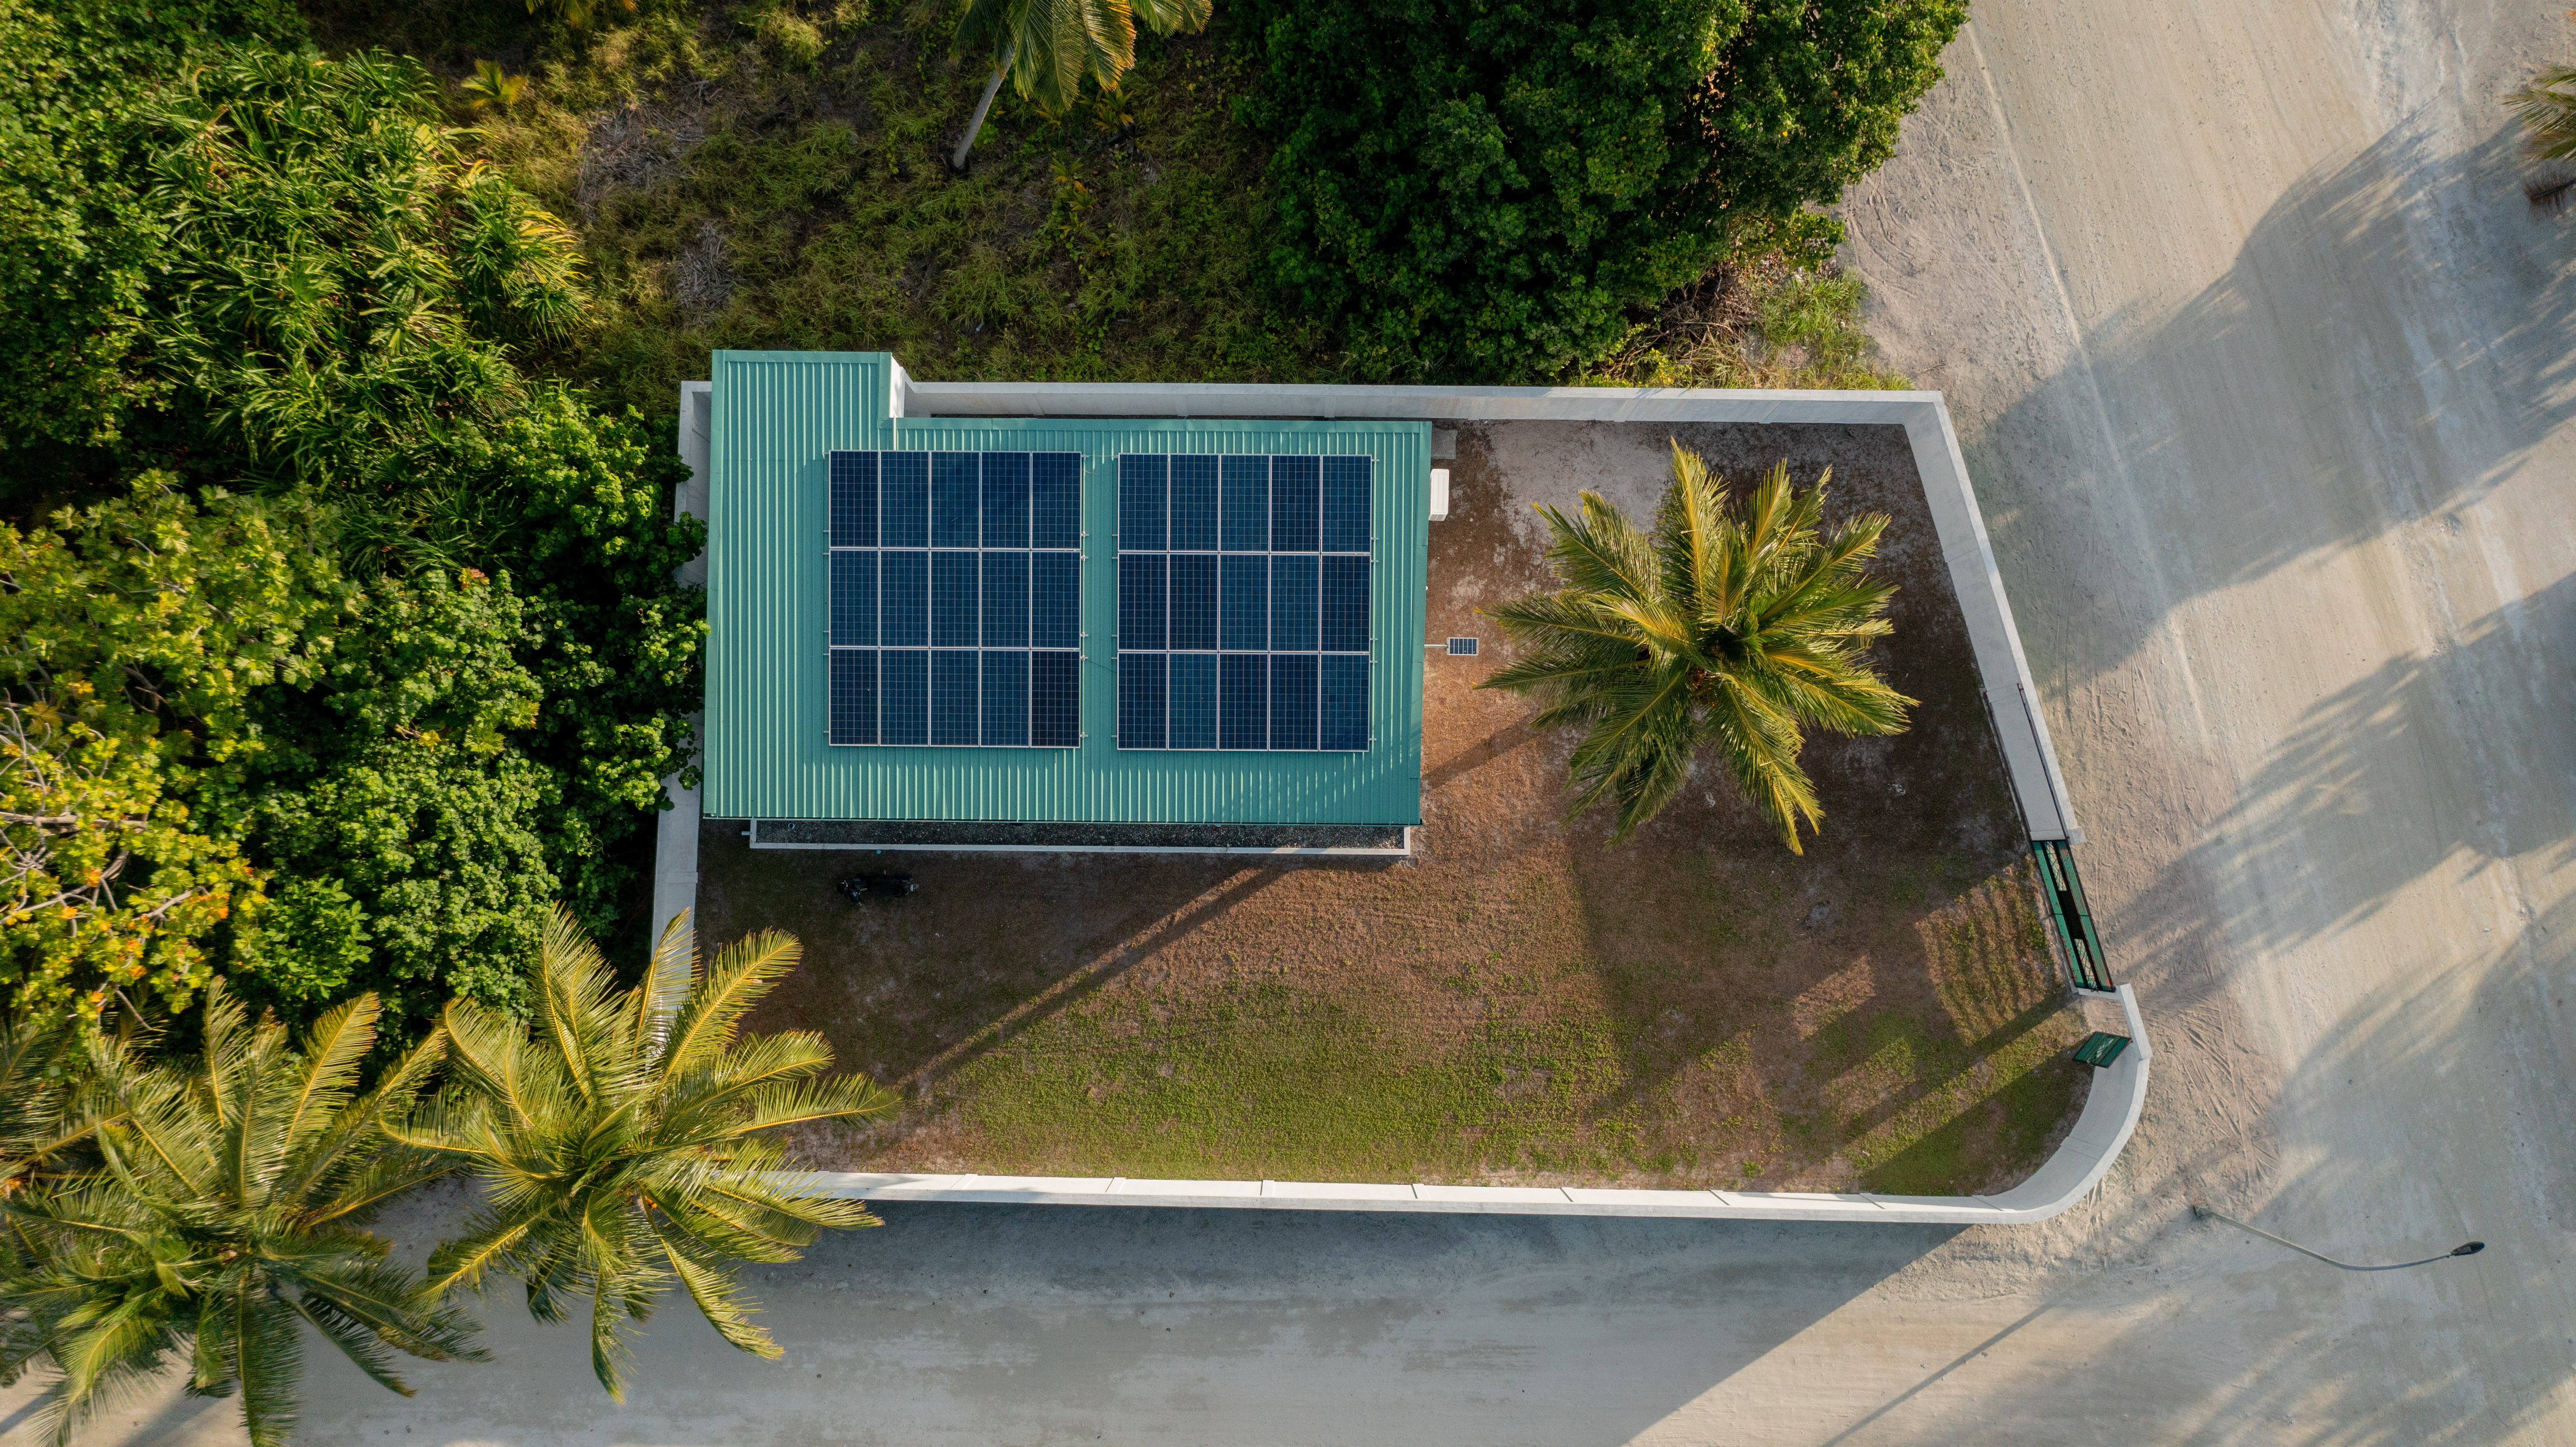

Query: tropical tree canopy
left=0, top=481, right=347, bottom=1018
left=0, top=1014, right=142, bottom=1199
left=1235, top=0, right=1966, bottom=381
left=393, top=910, right=898, bottom=1399
left=2, top=15, right=705, bottom=1033
left=956, top=0, right=1213, bottom=119
left=1479, top=444, right=1913, bottom=851
left=0, top=987, right=481, bottom=1447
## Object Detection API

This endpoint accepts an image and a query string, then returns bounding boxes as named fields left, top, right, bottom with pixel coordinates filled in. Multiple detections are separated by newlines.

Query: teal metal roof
left=702, top=351, right=1428, bottom=824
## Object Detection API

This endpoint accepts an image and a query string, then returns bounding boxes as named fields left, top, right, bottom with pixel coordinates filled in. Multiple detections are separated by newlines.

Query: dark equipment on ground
left=839, top=872, right=918, bottom=900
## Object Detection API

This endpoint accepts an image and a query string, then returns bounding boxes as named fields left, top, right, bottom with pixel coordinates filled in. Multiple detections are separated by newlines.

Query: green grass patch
left=945, top=985, right=1645, bottom=1184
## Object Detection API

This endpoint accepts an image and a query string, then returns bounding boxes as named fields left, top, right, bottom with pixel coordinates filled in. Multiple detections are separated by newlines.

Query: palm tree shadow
left=2122, top=570, right=2576, bottom=995
left=1970, top=117, right=2576, bottom=697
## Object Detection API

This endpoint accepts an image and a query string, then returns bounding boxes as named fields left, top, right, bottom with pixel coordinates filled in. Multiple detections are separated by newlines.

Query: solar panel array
left=826, top=451, right=1082, bottom=748
left=1115, top=454, right=1371, bottom=751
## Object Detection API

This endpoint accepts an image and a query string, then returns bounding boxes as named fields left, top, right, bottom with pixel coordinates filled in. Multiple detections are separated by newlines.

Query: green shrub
left=246, top=569, right=560, bottom=1025
left=0, top=0, right=306, bottom=459
left=234, top=876, right=375, bottom=1003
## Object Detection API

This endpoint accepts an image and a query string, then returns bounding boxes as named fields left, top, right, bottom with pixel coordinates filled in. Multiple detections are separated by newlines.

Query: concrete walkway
left=20, top=0, right=2576, bottom=1441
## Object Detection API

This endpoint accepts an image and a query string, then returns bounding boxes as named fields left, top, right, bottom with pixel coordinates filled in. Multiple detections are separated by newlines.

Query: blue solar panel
left=1322, top=456, right=1369, bottom=553
left=932, top=453, right=979, bottom=549
left=932, top=551, right=978, bottom=648
left=930, top=650, right=979, bottom=745
left=1321, top=555, right=1368, bottom=653
left=1219, top=654, right=1266, bottom=749
left=1270, top=455, right=1320, bottom=552
left=1269, top=654, right=1318, bottom=750
left=1169, top=652, right=1217, bottom=749
left=1269, top=554, right=1318, bottom=652
left=1032, top=552, right=1079, bottom=650
left=1321, top=654, right=1368, bottom=751
left=1168, top=553, right=1217, bottom=652
left=1220, top=554, right=1266, bottom=651
left=1119, top=454, right=1167, bottom=552
left=981, top=452, right=1030, bottom=548
left=1119, top=651, right=1166, bottom=749
left=881, top=650, right=928, bottom=745
left=1033, top=453, right=1080, bottom=550
left=1221, top=456, right=1266, bottom=551
left=981, top=551, right=1028, bottom=647
left=880, top=452, right=929, bottom=549
left=1032, top=650, right=1080, bottom=747
left=829, top=649, right=876, bottom=745
left=1119, top=551, right=1165, bottom=652
left=828, top=452, right=1080, bottom=748
left=1170, top=455, right=1218, bottom=551
left=831, top=551, right=876, bottom=647
left=981, top=650, right=1029, bottom=747
left=880, top=551, right=928, bottom=647
left=831, top=452, right=877, bottom=548
left=1114, top=453, right=1372, bottom=750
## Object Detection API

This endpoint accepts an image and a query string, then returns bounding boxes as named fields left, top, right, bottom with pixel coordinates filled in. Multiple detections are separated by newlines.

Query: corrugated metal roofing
left=703, top=351, right=1428, bottom=824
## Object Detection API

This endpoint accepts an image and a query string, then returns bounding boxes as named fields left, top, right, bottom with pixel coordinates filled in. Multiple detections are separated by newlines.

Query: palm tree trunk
left=950, top=46, right=1016, bottom=174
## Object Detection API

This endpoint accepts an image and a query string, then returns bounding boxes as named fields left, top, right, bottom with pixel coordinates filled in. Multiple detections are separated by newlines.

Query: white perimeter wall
left=668, top=372, right=2137, bottom=1224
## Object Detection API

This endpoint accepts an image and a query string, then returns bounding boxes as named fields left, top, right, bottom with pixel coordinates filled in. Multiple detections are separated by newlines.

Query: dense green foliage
left=1, top=16, right=702, bottom=1028
left=1, top=483, right=346, bottom=1016
left=313, top=0, right=1918, bottom=411
left=1237, top=0, right=1963, bottom=380
left=394, top=912, right=895, bottom=1398
left=0, top=0, right=305, bottom=454
left=1480, top=446, right=1913, bottom=850
left=0, top=990, right=483, bottom=1446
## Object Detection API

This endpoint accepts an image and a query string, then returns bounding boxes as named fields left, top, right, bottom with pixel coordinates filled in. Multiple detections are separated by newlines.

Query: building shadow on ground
left=252, top=1183, right=1971, bottom=1447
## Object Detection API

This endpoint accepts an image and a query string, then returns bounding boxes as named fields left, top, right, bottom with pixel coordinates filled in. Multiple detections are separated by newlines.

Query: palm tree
left=1479, top=444, right=1914, bottom=852
left=458, top=60, right=528, bottom=115
left=948, top=0, right=1213, bottom=172
left=0, top=1014, right=133, bottom=1197
left=0, top=987, right=480, bottom=1447
left=396, top=909, right=898, bottom=1400
left=2509, top=64, right=2576, bottom=162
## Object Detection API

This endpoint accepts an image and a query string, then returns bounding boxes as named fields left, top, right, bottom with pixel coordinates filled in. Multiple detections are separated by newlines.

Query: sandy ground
left=18, top=0, right=2576, bottom=1441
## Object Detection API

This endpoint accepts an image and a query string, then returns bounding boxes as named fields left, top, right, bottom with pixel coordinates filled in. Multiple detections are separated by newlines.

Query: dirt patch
left=712, top=420, right=2089, bottom=1192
